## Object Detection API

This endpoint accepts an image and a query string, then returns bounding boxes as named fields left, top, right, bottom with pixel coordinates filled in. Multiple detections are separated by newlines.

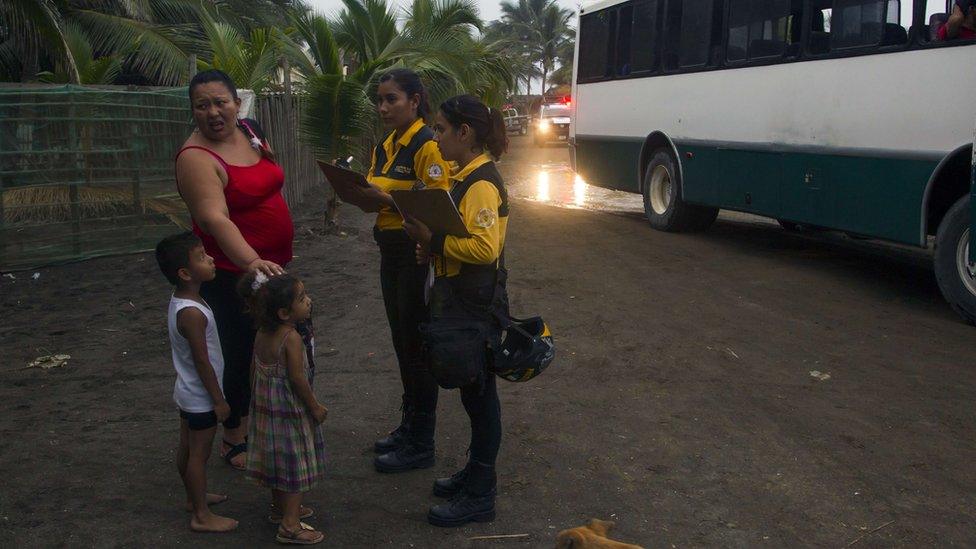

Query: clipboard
left=390, top=189, right=470, bottom=237
left=315, top=160, right=383, bottom=212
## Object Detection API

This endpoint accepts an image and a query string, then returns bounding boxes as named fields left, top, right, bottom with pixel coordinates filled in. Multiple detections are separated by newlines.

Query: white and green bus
left=570, top=0, right=976, bottom=322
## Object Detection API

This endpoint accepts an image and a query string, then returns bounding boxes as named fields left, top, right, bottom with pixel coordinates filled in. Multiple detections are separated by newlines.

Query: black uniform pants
left=199, top=268, right=254, bottom=430
left=376, top=229, right=439, bottom=418
left=461, top=373, right=501, bottom=469
left=429, top=277, right=502, bottom=493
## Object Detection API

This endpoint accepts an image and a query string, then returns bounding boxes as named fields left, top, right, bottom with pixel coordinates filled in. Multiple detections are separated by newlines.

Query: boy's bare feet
left=184, top=493, right=228, bottom=512
left=190, top=512, right=238, bottom=533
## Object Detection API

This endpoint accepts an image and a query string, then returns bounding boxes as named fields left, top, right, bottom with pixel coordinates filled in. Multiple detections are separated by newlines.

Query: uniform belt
left=373, top=226, right=412, bottom=246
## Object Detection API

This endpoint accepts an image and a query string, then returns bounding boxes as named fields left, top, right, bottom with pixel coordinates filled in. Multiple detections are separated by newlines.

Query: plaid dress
left=246, top=323, right=326, bottom=493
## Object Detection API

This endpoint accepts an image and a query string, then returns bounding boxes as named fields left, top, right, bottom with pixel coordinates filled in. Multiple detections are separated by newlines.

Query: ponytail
left=439, top=95, right=509, bottom=160
left=485, top=107, right=508, bottom=159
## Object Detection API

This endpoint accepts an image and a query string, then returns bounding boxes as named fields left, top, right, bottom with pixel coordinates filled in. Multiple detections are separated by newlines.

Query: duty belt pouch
left=422, top=279, right=492, bottom=389
left=422, top=318, right=490, bottom=389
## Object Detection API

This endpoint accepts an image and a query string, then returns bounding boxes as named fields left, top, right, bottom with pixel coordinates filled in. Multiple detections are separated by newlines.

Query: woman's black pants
left=376, top=228, right=439, bottom=442
left=200, top=268, right=253, bottom=430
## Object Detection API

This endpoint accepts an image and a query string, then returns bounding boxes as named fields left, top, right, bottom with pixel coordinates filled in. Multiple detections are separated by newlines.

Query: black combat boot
left=373, top=411, right=435, bottom=473
left=427, top=461, right=495, bottom=527
left=374, top=395, right=412, bottom=453
left=432, top=463, right=470, bottom=498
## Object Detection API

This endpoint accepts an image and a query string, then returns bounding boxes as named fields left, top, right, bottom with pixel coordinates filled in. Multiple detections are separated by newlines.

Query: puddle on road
left=503, top=162, right=644, bottom=214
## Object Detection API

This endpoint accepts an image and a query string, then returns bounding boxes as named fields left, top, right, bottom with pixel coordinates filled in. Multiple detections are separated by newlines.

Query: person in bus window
left=937, top=0, right=976, bottom=40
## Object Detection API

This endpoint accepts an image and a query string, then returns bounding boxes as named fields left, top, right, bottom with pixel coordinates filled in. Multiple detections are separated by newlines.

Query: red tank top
left=176, top=146, right=294, bottom=273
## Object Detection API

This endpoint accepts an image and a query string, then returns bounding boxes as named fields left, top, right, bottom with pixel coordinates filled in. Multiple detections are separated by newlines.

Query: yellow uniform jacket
left=430, top=153, right=509, bottom=279
left=367, top=118, right=450, bottom=231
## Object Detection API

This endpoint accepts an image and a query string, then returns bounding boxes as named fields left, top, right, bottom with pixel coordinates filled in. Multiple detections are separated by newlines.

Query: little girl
left=239, top=272, right=327, bottom=545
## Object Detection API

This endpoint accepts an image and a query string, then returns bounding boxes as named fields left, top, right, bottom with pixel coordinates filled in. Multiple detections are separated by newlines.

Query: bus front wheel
left=934, top=194, right=976, bottom=325
left=642, top=149, right=717, bottom=232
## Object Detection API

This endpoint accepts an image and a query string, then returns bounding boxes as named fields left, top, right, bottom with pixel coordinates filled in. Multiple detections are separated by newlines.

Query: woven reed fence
left=254, top=92, right=323, bottom=208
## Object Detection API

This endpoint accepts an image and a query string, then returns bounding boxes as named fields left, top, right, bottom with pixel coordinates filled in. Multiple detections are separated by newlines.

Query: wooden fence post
left=281, top=57, right=296, bottom=206
left=0, top=173, right=6, bottom=269
left=68, top=89, right=81, bottom=255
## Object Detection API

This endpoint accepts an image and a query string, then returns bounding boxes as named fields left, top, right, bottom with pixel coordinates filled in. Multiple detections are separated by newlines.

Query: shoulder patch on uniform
left=475, top=208, right=497, bottom=229
left=427, top=164, right=444, bottom=179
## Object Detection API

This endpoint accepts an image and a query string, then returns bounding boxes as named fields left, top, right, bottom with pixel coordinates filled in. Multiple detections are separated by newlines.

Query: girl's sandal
left=276, top=522, right=324, bottom=545
left=268, top=505, right=314, bottom=524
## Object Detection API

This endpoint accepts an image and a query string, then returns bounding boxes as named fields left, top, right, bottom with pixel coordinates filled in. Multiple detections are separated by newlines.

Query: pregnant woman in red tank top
left=176, top=69, right=294, bottom=472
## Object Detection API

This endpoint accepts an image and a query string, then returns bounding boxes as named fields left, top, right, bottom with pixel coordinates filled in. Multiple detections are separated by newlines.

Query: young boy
left=155, top=232, right=238, bottom=533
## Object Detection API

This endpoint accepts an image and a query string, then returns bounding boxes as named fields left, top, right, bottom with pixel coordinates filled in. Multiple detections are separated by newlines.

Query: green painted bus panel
left=678, top=144, right=782, bottom=215
left=573, top=137, right=642, bottom=193
left=782, top=154, right=933, bottom=244
left=576, top=135, right=938, bottom=245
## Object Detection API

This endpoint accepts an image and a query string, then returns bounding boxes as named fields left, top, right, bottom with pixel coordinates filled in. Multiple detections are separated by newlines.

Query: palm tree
left=548, top=32, right=575, bottom=88
left=497, top=0, right=574, bottom=97
left=484, top=18, right=540, bottom=95
left=197, top=20, right=282, bottom=94
left=294, top=10, right=376, bottom=162
left=0, top=0, right=80, bottom=83
left=299, top=0, right=513, bottom=162
left=37, top=23, right=122, bottom=85
left=0, top=0, right=308, bottom=85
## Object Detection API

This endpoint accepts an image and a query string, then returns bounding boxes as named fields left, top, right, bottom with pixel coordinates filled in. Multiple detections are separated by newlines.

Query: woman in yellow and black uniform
left=403, top=95, right=509, bottom=527
left=360, top=69, right=450, bottom=473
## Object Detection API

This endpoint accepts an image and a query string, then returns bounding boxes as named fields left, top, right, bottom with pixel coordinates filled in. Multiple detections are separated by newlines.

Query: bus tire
left=642, top=149, right=717, bottom=232
left=934, top=194, right=976, bottom=325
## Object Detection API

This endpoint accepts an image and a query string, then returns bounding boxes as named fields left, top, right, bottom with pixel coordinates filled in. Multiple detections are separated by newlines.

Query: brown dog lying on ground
left=555, top=518, right=644, bottom=549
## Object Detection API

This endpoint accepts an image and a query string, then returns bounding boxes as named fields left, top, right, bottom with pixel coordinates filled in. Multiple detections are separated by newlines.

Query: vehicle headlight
left=538, top=119, right=550, bottom=133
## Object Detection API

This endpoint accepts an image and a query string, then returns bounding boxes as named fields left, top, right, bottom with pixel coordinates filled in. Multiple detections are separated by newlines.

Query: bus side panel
left=573, top=135, right=643, bottom=193
left=778, top=152, right=934, bottom=245
left=677, top=143, right=781, bottom=215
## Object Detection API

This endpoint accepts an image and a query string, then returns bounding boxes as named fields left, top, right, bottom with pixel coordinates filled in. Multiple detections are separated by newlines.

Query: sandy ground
left=1, top=137, right=975, bottom=548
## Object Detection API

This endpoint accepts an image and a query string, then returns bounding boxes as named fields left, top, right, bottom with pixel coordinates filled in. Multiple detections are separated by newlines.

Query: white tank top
left=167, top=296, right=225, bottom=412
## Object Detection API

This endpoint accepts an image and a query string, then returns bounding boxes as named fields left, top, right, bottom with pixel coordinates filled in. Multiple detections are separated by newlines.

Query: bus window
left=807, top=0, right=908, bottom=52
left=921, top=0, right=949, bottom=42
left=630, top=0, right=661, bottom=73
left=578, top=10, right=615, bottom=81
left=616, top=5, right=634, bottom=76
left=727, top=0, right=794, bottom=61
left=881, top=0, right=910, bottom=45
left=665, top=0, right=722, bottom=69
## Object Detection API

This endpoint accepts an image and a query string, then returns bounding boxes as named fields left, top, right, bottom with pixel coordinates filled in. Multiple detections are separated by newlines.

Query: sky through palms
left=305, top=0, right=587, bottom=26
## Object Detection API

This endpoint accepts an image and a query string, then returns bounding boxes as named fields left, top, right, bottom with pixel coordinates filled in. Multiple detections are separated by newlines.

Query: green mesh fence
left=0, top=84, right=193, bottom=271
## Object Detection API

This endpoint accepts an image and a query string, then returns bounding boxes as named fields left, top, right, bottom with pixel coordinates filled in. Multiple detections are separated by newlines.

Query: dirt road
left=2, top=137, right=974, bottom=547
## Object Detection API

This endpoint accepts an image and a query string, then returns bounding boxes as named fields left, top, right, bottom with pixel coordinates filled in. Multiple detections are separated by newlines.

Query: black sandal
left=222, top=439, right=247, bottom=470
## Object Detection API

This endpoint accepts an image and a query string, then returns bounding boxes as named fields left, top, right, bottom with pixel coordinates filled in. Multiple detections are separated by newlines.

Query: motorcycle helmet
left=493, top=316, right=554, bottom=382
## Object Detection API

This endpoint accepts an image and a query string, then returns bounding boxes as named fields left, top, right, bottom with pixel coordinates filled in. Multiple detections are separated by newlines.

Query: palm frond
left=289, top=10, right=342, bottom=76
left=72, top=8, right=199, bottom=85
left=301, top=73, right=375, bottom=162
left=0, top=0, right=80, bottom=83
left=405, top=0, right=482, bottom=35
